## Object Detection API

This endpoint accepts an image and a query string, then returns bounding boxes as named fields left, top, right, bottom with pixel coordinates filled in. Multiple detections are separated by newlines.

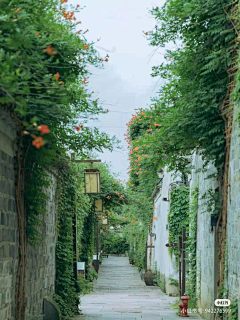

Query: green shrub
left=101, top=230, right=128, bottom=254
left=78, top=276, right=94, bottom=295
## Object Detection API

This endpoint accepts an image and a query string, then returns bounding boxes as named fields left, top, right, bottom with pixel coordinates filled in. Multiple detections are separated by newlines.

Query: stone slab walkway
left=72, top=256, right=201, bottom=320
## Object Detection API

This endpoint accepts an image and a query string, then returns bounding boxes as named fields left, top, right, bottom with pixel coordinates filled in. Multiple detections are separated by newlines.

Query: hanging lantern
left=95, top=199, right=103, bottom=212
left=84, top=168, right=101, bottom=194
left=102, top=215, right=108, bottom=225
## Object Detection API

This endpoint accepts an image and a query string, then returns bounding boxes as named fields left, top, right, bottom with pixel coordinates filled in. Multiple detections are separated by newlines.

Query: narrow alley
left=1, top=0, right=240, bottom=319
left=74, top=256, right=201, bottom=320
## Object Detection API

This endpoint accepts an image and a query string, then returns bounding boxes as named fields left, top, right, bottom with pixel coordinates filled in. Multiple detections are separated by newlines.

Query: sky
left=72, top=0, right=166, bottom=182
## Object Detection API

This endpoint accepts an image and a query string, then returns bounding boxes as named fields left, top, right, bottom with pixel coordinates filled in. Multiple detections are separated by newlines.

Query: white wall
left=150, top=168, right=179, bottom=295
left=148, top=105, right=240, bottom=314
left=191, top=123, right=240, bottom=318
left=227, top=105, right=240, bottom=318
left=190, top=154, right=218, bottom=320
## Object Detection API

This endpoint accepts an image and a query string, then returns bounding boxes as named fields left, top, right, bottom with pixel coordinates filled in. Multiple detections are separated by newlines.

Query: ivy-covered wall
left=0, top=111, right=101, bottom=319
left=54, top=166, right=81, bottom=319
left=0, top=110, right=59, bottom=319
left=146, top=141, right=240, bottom=318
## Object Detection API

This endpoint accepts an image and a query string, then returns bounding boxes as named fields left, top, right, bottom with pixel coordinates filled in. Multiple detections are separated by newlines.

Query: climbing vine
left=79, top=205, right=95, bottom=279
left=186, top=186, right=199, bottom=308
left=201, top=188, right=222, bottom=218
left=122, top=112, right=159, bottom=271
left=229, top=299, right=238, bottom=320
left=168, top=186, right=189, bottom=261
left=121, top=189, right=153, bottom=271
left=24, top=146, right=54, bottom=244
left=218, top=240, right=229, bottom=319
left=54, top=165, right=80, bottom=319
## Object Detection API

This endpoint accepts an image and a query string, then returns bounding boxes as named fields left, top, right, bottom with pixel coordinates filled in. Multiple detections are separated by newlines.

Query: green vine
left=54, top=164, right=81, bottom=319
left=229, top=299, right=238, bottom=320
left=201, top=188, right=222, bottom=218
left=80, top=206, right=95, bottom=279
left=219, top=240, right=228, bottom=299
left=24, top=147, right=52, bottom=245
left=169, top=278, right=179, bottom=287
left=186, top=186, right=199, bottom=308
left=168, top=186, right=189, bottom=261
left=123, top=222, right=148, bottom=271
left=100, top=229, right=128, bottom=254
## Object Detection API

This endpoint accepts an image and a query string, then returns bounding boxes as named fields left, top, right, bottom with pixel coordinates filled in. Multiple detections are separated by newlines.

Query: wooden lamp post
left=70, top=153, right=102, bottom=275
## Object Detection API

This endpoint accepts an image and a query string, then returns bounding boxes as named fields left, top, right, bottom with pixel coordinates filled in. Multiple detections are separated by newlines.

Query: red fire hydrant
left=179, top=294, right=190, bottom=317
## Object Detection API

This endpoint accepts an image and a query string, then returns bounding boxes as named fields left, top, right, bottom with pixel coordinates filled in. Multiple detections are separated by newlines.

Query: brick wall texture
left=0, top=111, right=19, bottom=320
left=0, top=110, right=58, bottom=320
left=25, top=175, right=57, bottom=319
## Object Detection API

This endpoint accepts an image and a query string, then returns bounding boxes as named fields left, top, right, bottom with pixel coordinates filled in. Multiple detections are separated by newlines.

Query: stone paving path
left=73, top=256, right=201, bottom=320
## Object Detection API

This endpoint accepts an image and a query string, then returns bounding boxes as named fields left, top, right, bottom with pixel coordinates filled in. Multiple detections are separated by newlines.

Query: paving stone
left=73, top=256, right=202, bottom=320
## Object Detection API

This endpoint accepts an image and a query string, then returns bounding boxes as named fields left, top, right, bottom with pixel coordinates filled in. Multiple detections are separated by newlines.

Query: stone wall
left=25, top=173, right=57, bottom=319
left=0, top=110, right=19, bottom=320
left=0, top=109, right=58, bottom=320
